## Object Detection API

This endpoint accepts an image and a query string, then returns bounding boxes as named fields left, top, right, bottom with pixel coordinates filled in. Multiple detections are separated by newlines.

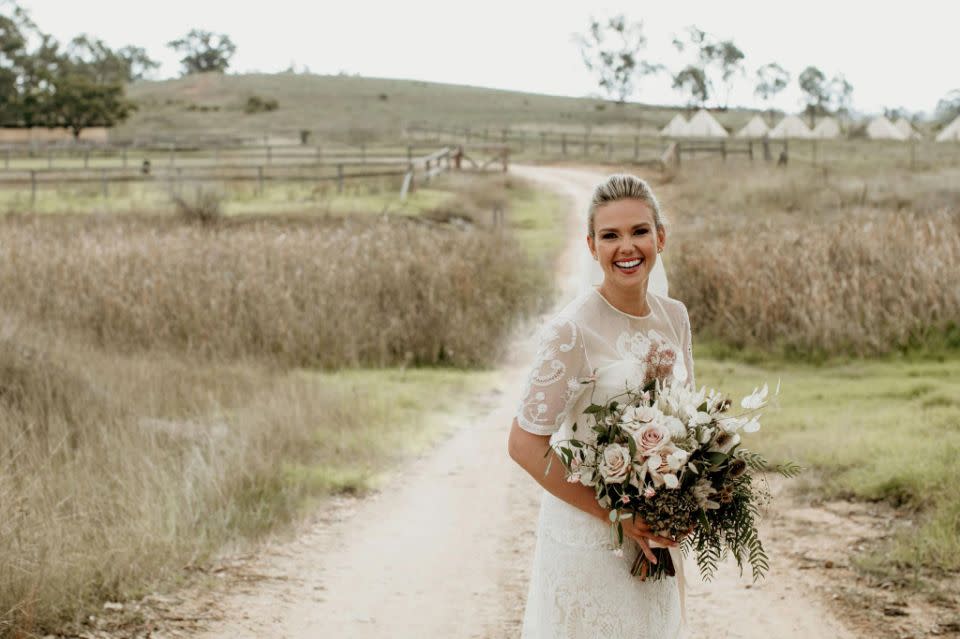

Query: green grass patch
left=696, top=352, right=960, bottom=578
left=276, top=367, right=496, bottom=501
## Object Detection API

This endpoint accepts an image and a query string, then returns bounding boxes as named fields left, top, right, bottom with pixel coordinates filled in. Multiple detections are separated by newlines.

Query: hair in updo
left=587, top=174, right=667, bottom=237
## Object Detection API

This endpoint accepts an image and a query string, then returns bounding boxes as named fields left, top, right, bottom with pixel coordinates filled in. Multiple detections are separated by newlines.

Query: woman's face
left=587, top=198, right=665, bottom=291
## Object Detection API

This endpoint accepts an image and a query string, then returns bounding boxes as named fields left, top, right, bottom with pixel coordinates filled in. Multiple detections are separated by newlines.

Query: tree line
left=0, top=1, right=237, bottom=138
left=577, top=15, right=959, bottom=127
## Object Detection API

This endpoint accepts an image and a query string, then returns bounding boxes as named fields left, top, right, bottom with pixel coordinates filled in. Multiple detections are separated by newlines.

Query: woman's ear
left=657, top=226, right=667, bottom=253
left=586, top=234, right=596, bottom=260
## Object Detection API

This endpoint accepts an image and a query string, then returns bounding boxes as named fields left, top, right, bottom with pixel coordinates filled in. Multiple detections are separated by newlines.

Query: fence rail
left=406, top=122, right=960, bottom=171
left=0, top=144, right=514, bottom=210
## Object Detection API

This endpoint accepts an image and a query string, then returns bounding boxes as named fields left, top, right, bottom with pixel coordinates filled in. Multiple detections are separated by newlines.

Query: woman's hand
left=618, top=514, right=679, bottom=564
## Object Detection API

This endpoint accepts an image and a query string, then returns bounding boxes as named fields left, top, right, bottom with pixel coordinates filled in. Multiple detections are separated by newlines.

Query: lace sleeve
left=679, top=303, right=695, bottom=389
left=516, top=316, right=588, bottom=436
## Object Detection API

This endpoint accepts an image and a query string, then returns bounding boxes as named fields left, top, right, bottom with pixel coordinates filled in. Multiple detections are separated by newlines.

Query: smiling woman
left=507, top=173, right=693, bottom=639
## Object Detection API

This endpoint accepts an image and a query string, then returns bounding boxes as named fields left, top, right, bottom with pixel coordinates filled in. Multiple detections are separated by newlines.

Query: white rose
left=598, top=444, right=632, bottom=484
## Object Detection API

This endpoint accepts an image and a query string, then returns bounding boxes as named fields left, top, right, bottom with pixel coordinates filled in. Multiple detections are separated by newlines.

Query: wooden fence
left=406, top=122, right=960, bottom=171
left=0, top=143, right=512, bottom=210
left=0, top=146, right=464, bottom=208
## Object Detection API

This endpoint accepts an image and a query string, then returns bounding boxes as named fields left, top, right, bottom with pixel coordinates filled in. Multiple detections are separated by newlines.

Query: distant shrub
left=172, top=186, right=223, bottom=225
left=243, top=95, right=279, bottom=114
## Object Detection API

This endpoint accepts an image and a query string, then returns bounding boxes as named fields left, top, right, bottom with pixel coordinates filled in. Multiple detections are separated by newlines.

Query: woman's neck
left=597, top=281, right=651, bottom=317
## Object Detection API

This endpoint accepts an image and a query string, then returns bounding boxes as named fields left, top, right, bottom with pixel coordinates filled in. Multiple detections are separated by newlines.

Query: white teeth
left=615, top=259, right=642, bottom=268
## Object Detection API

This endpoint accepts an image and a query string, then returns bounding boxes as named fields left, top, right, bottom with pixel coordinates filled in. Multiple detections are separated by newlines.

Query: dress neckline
left=591, top=287, right=653, bottom=320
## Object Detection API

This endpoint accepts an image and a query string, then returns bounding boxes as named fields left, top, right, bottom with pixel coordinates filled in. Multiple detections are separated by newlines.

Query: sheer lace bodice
left=515, top=287, right=694, bottom=639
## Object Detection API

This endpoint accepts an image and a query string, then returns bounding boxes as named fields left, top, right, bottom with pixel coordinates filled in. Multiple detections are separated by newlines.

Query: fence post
left=407, top=145, right=413, bottom=164
left=910, top=139, right=917, bottom=170
left=748, top=141, right=754, bottom=161
left=812, top=139, right=818, bottom=167
left=721, top=141, right=727, bottom=161
left=257, top=165, right=264, bottom=196
left=762, top=136, right=771, bottom=162
left=30, top=170, right=36, bottom=209
left=561, top=133, right=567, bottom=155
left=337, top=164, right=344, bottom=194
left=101, top=169, right=108, bottom=198
left=84, top=149, right=90, bottom=169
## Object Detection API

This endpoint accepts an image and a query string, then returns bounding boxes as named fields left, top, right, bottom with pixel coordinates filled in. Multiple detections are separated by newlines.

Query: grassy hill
left=116, top=72, right=760, bottom=145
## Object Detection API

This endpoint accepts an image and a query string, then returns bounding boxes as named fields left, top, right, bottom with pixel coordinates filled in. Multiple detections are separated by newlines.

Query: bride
left=507, top=174, right=693, bottom=638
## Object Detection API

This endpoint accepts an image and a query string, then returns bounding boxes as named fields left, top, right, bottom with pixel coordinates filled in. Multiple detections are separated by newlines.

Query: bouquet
left=548, top=344, right=800, bottom=582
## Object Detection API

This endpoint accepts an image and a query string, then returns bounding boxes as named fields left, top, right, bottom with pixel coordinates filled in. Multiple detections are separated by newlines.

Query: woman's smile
left=613, top=257, right=644, bottom=274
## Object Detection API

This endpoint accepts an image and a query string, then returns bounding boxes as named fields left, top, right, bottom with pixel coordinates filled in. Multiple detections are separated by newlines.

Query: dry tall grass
left=0, top=212, right=548, bottom=369
left=0, top=173, right=557, bottom=635
left=0, top=316, right=487, bottom=635
left=662, top=165, right=960, bottom=357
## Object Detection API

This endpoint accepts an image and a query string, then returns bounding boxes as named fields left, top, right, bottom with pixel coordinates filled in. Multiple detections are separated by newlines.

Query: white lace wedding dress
left=515, top=286, right=695, bottom=639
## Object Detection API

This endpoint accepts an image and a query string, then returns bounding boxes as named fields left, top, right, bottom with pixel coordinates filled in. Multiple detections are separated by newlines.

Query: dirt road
left=161, top=166, right=860, bottom=639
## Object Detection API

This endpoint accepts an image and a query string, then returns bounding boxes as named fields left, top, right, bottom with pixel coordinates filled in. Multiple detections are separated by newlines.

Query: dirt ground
left=78, top=165, right=957, bottom=639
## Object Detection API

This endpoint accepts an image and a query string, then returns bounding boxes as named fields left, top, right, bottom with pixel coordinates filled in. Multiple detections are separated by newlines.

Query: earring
left=593, top=254, right=598, bottom=260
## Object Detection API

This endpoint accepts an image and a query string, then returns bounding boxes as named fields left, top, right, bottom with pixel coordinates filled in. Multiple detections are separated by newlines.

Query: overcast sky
left=16, top=0, right=960, bottom=116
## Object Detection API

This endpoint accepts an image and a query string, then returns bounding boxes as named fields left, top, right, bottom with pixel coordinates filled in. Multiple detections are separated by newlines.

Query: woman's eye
left=602, top=234, right=616, bottom=239
left=634, top=229, right=649, bottom=235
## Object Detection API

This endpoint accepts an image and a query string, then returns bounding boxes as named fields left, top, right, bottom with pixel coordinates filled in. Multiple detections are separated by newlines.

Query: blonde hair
left=587, top=174, right=667, bottom=237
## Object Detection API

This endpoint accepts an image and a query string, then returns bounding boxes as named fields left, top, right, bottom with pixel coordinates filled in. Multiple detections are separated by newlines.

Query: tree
left=935, top=89, right=960, bottom=124
left=167, top=29, right=236, bottom=75
left=672, top=65, right=708, bottom=108
left=116, top=45, right=159, bottom=81
left=827, top=74, right=853, bottom=116
left=52, top=73, right=136, bottom=138
left=575, top=15, right=662, bottom=103
left=66, top=35, right=159, bottom=83
left=754, top=62, right=789, bottom=124
left=671, top=26, right=745, bottom=109
left=712, top=40, right=745, bottom=108
left=798, top=66, right=828, bottom=126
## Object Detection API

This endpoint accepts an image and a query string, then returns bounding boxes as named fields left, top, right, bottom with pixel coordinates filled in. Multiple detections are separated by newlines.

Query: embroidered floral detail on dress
left=516, top=317, right=587, bottom=435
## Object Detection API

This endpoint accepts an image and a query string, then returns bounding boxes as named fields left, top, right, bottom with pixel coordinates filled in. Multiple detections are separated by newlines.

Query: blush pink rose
left=635, top=423, right=670, bottom=455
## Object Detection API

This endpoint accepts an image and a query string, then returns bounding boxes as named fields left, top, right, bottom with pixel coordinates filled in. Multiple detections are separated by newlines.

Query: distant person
left=141, top=159, right=151, bottom=176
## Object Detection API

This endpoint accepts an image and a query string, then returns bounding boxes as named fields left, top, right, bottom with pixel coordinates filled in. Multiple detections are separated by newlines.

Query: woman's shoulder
left=648, top=291, right=690, bottom=323
left=534, top=290, right=596, bottom=341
